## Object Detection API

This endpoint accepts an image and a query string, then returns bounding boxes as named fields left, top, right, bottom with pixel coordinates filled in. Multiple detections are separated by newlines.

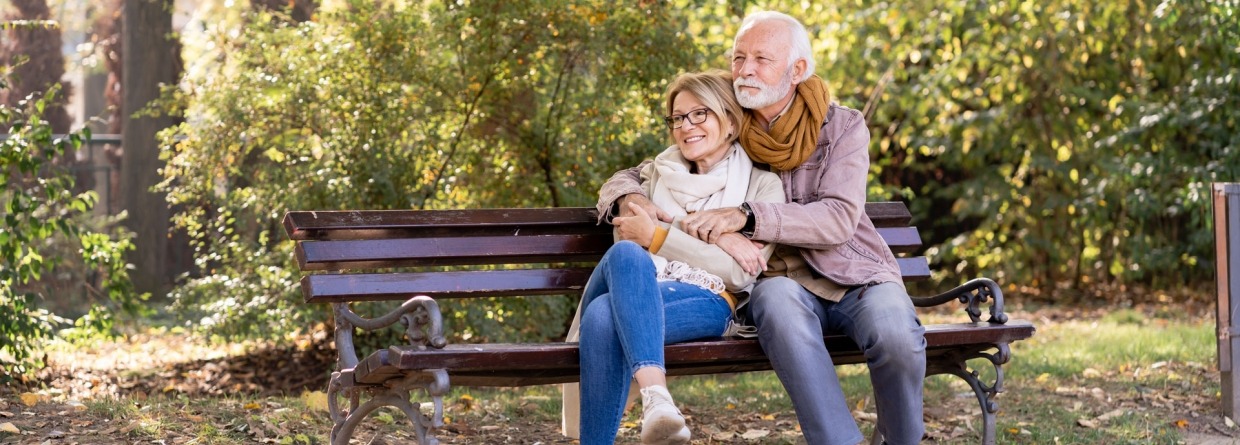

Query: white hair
left=735, top=11, right=816, bottom=82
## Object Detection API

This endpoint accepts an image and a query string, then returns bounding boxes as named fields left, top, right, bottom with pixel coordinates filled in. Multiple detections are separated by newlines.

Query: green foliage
left=159, top=0, right=697, bottom=340
left=824, top=0, right=1240, bottom=293
left=0, top=20, right=60, bottom=30
left=163, top=0, right=1238, bottom=343
left=0, top=82, right=146, bottom=379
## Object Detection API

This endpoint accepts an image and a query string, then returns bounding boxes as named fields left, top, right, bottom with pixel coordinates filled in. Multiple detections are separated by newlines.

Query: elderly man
left=595, top=11, right=927, bottom=445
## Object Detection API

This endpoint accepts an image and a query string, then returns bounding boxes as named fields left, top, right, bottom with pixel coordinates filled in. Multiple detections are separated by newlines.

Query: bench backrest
left=283, top=203, right=928, bottom=304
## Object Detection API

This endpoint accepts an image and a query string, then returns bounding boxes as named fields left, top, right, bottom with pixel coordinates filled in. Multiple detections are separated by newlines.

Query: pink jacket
left=597, top=104, right=904, bottom=289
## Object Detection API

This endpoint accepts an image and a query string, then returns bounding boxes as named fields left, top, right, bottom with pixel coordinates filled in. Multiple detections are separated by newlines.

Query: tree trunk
left=121, top=0, right=179, bottom=296
left=0, top=0, right=72, bottom=133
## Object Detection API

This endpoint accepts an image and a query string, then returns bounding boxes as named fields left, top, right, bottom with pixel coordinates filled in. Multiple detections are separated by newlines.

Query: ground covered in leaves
left=0, top=303, right=1236, bottom=444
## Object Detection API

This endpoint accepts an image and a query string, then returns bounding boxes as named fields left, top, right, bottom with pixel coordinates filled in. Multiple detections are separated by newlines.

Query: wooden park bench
left=282, top=203, right=1035, bottom=445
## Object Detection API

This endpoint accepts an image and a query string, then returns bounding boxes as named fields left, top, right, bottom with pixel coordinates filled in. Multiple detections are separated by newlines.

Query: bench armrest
left=332, top=296, right=448, bottom=370
left=909, top=277, right=1008, bottom=324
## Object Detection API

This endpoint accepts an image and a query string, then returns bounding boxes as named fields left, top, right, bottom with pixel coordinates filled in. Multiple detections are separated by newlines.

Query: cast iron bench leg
left=328, top=368, right=449, bottom=445
left=926, top=343, right=1010, bottom=445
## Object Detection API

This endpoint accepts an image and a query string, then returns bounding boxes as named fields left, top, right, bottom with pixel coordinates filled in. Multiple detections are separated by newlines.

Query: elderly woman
left=573, top=70, right=785, bottom=445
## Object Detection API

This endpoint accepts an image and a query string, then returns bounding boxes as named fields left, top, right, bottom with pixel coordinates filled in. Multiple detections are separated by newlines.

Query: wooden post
left=1216, top=183, right=1240, bottom=419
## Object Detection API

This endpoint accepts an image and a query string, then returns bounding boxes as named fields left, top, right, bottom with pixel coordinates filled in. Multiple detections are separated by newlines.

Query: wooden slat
left=897, top=257, right=931, bottom=281
left=303, top=258, right=927, bottom=303
left=283, top=202, right=913, bottom=240
left=864, top=201, right=913, bottom=228
left=297, top=227, right=920, bottom=272
left=355, top=320, right=1036, bottom=386
left=302, top=268, right=595, bottom=303
left=285, top=208, right=605, bottom=241
left=877, top=226, right=921, bottom=254
left=296, top=234, right=613, bottom=271
left=444, top=342, right=1009, bottom=386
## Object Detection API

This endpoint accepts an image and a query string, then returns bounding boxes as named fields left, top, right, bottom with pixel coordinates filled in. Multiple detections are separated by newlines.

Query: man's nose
left=733, top=59, right=755, bottom=77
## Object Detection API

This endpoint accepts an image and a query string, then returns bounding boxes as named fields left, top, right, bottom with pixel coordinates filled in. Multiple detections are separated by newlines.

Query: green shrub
left=0, top=81, right=146, bottom=380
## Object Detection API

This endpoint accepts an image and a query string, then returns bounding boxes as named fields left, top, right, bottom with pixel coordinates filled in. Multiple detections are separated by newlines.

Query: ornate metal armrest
left=909, top=277, right=1008, bottom=324
left=331, top=295, right=448, bottom=370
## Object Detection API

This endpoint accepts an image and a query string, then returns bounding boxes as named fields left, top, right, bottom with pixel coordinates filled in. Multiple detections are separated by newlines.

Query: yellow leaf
left=1174, top=419, right=1189, bottom=429
left=302, top=391, right=329, bottom=412
left=0, top=422, right=19, bottom=433
left=1007, top=427, right=1020, bottom=434
left=19, top=393, right=38, bottom=407
left=1035, top=373, right=1050, bottom=384
left=725, top=403, right=736, bottom=410
left=243, top=402, right=262, bottom=411
left=761, top=414, right=775, bottom=420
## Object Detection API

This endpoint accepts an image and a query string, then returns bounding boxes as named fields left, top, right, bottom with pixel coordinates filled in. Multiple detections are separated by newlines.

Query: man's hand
left=716, top=233, right=767, bottom=276
left=613, top=203, right=658, bottom=248
left=618, top=194, right=671, bottom=223
left=682, top=207, right=747, bottom=244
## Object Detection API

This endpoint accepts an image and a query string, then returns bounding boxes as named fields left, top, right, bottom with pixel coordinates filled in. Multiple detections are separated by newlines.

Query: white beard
left=734, top=66, right=795, bottom=109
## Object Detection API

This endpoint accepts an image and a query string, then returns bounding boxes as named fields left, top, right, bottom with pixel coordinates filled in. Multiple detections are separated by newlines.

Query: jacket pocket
left=787, top=156, right=826, bottom=204
left=844, top=239, right=883, bottom=264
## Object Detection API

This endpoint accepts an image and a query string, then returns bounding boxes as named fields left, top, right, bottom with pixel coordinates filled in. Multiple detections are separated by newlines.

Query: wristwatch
left=739, top=202, right=756, bottom=238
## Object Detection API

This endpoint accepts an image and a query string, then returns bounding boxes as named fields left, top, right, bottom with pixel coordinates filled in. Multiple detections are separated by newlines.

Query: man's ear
left=792, top=58, right=809, bottom=83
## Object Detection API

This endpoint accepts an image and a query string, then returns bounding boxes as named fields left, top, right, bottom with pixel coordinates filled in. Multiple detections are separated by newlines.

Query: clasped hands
left=613, top=194, right=767, bottom=276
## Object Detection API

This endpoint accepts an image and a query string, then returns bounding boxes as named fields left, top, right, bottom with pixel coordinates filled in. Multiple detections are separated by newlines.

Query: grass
left=0, top=306, right=1221, bottom=444
left=444, top=306, right=1218, bottom=444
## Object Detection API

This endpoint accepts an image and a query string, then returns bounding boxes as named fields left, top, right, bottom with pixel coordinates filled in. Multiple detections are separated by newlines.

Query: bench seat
left=358, top=320, right=1035, bottom=387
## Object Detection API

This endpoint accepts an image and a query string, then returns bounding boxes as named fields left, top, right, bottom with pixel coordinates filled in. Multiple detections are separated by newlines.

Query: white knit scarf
left=645, top=142, right=753, bottom=293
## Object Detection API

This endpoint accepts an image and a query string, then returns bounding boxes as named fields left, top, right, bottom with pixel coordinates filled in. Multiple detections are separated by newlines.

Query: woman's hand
left=618, top=194, right=672, bottom=223
left=716, top=232, right=767, bottom=276
left=613, top=202, right=657, bottom=248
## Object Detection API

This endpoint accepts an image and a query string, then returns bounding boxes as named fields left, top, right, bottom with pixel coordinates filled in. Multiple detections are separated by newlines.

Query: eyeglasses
left=663, top=108, right=713, bottom=130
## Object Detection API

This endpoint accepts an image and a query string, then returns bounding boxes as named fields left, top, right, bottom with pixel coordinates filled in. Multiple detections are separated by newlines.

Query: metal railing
left=1, top=133, right=123, bottom=216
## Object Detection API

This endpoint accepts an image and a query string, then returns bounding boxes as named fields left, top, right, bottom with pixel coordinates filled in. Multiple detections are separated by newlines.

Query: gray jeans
left=744, top=278, right=926, bottom=445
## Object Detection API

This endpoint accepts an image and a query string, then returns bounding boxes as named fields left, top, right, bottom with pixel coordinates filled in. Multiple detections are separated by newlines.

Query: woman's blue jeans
left=578, top=241, right=732, bottom=445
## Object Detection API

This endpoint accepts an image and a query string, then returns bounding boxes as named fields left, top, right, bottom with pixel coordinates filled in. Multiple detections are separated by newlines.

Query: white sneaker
left=639, top=385, right=690, bottom=445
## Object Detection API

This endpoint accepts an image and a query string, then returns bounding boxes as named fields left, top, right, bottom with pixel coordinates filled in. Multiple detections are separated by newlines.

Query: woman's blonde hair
left=665, top=70, right=743, bottom=145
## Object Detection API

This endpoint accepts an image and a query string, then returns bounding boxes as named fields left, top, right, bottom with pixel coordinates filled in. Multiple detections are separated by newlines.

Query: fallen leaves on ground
left=0, top=303, right=1235, bottom=444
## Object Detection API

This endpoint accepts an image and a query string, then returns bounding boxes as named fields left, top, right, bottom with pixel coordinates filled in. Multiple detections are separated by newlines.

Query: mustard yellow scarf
left=739, top=75, right=831, bottom=171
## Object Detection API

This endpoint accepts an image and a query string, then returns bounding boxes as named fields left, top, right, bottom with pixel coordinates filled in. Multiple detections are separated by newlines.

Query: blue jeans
left=578, top=241, right=732, bottom=445
left=745, top=278, right=926, bottom=445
